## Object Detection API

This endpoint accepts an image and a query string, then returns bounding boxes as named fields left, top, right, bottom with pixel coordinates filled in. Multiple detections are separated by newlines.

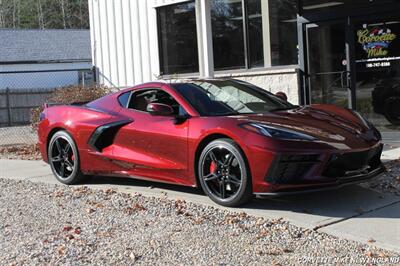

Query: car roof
left=118, top=78, right=241, bottom=93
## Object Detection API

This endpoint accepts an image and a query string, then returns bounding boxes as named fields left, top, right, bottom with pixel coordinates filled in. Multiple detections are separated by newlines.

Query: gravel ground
left=0, top=178, right=398, bottom=265
left=365, top=159, right=400, bottom=195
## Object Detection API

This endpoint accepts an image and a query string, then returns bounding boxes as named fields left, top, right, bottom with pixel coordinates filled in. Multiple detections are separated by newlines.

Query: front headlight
left=241, top=123, right=317, bottom=141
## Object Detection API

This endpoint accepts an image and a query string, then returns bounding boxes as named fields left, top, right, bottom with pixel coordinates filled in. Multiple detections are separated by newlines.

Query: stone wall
left=216, top=67, right=300, bottom=105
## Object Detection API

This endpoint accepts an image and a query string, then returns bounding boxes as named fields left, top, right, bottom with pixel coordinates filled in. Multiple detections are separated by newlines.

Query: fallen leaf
left=95, top=203, right=105, bottom=208
left=257, top=229, right=269, bottom=239
left=192, top=218, right=204, bottom=225
left=129, top=252, right=139, bottom=261
left=53, top=191, right=64, bottom=197
left=133, top=203, right=146, bottom=211
left=366, top=251, right=375, bottom=258
left=65, top=234, right=74, bottom=240
left=103, top=188, right=116, bottom=195
left=283, top=248, right=293, bottom=253
left=63, top=226, right=73, bottom=232
left=266, top=249, right=283, bottom=256
left=58, top=246, right=66, bottom=255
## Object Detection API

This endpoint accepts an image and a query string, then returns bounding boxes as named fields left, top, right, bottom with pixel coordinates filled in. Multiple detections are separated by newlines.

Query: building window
left=157, top=1, right=199, bottom=75
left=269, top=0, right=298, bottom=66
left=247, top=0, right=264, bottom=68
left=211, top=0, right=264, bottom=71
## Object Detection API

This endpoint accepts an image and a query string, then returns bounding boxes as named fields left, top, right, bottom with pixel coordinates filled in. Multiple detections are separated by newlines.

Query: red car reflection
left=38, top=79, right=384, bottom=207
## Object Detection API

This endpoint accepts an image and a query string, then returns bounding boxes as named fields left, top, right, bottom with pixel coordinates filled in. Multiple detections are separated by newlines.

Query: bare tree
left=58, top=0, right=66, bottom=29
left=79, top=0, right=83, bottom=28
left=0, top=0, right=4, bottom=28
left=0, top=0, right=89, bottom=29
left=37, top=0, right=44, bottom=29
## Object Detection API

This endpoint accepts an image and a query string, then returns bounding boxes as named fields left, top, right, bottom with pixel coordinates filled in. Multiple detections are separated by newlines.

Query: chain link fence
left=0, top=68, right=95, bottom=147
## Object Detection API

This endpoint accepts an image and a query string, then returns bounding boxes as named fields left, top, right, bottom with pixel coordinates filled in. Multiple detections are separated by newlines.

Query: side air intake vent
left=88, top=120, right=132, bottom=152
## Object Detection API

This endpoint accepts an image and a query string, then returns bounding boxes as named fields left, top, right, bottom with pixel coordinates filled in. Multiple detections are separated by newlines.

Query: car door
left=112, top=86, right=190, bottom=185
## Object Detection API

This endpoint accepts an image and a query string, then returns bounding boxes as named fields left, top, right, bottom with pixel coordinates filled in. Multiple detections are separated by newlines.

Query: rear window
left=118, top=92, right=131, bottom=107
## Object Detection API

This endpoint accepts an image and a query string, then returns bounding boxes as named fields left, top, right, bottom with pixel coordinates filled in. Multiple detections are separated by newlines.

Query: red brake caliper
left=210, top=161, right=217, bottom=173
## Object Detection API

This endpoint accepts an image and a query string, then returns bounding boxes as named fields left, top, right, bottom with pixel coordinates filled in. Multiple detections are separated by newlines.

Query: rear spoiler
left=43, top=101, right=89, bottom=109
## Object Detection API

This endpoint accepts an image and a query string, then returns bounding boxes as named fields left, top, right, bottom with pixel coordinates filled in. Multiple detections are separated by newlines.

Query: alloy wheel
left=49, top=136, right=75, bottom=180
left=200, top=146, right=243, bottom=200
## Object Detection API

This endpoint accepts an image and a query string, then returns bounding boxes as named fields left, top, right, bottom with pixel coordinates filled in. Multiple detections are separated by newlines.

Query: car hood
left=232, top=104, right=380, bottom=149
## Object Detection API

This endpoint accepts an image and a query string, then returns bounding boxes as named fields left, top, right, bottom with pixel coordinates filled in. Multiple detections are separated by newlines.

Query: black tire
left=198, top=138, right=253, bottom=207
left=48, top=130, right=89, bottom=185
left=384, top=97, right=400, bottom=125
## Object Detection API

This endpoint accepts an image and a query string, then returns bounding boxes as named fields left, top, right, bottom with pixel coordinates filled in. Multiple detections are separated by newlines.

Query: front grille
left=322, top=145, right=383, bottom=178
left=266, top=154, right=320, bottom=184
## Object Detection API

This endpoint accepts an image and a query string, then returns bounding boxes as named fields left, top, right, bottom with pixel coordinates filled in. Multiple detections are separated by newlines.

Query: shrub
left=31, top=85, right=114, bottom=130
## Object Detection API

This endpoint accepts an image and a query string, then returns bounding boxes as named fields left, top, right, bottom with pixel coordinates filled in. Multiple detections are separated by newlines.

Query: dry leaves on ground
left=0, top=144, right=41, bottom=160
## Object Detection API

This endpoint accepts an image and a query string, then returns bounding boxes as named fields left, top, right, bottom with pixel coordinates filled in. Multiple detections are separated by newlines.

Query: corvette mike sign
left=357, top=24, right=397, bottom=58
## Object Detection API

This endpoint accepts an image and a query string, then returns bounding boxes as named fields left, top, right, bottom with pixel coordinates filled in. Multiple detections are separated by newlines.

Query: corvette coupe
left=38, top=79, right=385, bottom=207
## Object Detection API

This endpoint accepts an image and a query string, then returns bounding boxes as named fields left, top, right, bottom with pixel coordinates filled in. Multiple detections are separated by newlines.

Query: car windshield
left=172, top=80, right=295, bottom=116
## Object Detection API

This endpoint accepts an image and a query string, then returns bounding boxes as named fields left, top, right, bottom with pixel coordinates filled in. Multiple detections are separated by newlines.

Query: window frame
left=122, top=87, right=188, bottom=116
left=210, top=0, right=262, bottom=71
left=155, top=0, right=300, bottom=79
left=156, top=0, right=199, bottom=76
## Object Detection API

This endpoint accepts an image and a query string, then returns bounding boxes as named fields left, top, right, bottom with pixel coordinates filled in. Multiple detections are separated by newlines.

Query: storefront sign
left=357, top=25, right=397, bottom=58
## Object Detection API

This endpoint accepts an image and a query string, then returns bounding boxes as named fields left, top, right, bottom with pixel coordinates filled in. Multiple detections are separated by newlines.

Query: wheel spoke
left=204, top=173, right=219, bottom=182
left=65, top=160, right=74, bottom=170
left=60, top=162, right=65, bottom=177
left=63, top=143, right=71, bottom=155
left=55, top=139, right=62, bottom=154
left=51, top=156, right=62, bottom=162
left=228, top=175, right=241, bottom=186
left=208, top=151, right=219, bottom=164
left=220, top=180, right=226, bottom=199
left=223, top=153, right=234, bottom=167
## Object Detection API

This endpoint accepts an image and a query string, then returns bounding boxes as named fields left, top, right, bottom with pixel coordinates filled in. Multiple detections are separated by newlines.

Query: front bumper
left=254, top=164, right=385, bottom=196
left=254, top=143, right=385, bottom=195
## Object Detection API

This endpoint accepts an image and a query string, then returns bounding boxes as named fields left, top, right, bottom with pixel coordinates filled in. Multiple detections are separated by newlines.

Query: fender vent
left=88, top=120, right=132, bottom=152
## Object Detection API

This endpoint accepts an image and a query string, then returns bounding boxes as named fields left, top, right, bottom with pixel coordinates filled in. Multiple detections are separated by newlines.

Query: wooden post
left=92, top=66, right=98, bottom=85
left=6, top=87, right=11, bottom=126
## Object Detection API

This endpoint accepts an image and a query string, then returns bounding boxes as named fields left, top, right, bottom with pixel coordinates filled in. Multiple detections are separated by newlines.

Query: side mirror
left=147, top=103, right=174, bottom=116
left=275, top=91, right=288, bottom=101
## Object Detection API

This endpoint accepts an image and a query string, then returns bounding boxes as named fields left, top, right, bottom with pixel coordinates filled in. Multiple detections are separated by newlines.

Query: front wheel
left=48, top=130, right=89, bottom=185
left=198, top=139, right=253, bottom=207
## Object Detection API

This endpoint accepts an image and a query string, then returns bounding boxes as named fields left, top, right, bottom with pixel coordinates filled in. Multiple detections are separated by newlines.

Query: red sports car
left=38, top=79, right=384, bottom=206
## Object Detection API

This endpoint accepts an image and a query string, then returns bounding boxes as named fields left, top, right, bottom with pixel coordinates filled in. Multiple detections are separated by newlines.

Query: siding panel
left=98, top=0, right=111, bottom=86
left=89, top=0, right=186, bottom=88
left=115, top=0, right=127, bottom=86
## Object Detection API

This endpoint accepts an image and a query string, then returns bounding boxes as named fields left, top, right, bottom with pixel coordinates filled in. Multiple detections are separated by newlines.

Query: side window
left=118, top=91, right=131, bottom=107
left=127, top=89, right=186, bottom=116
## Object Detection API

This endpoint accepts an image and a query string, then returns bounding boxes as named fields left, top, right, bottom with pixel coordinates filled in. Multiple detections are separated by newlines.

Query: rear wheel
left=48, top=131, right=88, bottom=184
left=198, top=139, right=252, bottom=207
